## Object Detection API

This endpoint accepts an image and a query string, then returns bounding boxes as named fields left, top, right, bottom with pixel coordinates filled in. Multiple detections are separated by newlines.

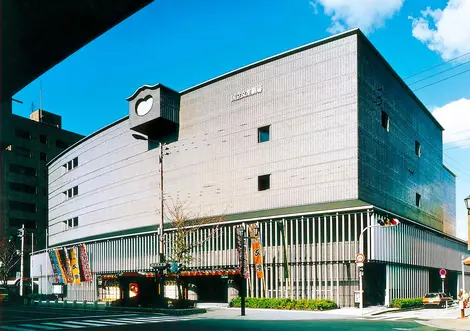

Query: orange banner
left=248, top=224, right=264, bottom=279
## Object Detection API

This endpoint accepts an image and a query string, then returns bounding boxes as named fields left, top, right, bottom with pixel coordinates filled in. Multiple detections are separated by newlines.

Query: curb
left=104, top=307, right=207, bottom=316
left=370, top=306, right=424, bottom=316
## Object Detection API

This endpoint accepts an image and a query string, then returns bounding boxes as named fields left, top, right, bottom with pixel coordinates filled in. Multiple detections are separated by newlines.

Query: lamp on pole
left=465, top=195, right=470, bottom=251
left=18, top=224, right=25, bottom=297
left=132, top=133, right=168, bottom=261
left=357, top=217, right=400, bottom=315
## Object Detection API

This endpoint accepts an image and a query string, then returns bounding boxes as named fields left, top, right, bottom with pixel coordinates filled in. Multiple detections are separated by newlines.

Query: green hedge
left=229, top=297, right=337, bottom=311
left=390, top=298, right=423, bottom=309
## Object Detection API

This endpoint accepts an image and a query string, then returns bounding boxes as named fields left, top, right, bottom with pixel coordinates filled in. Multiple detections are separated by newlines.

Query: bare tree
left=0, top=237, right=19, bottom=285
left=165, top=200, right=225, bottom=301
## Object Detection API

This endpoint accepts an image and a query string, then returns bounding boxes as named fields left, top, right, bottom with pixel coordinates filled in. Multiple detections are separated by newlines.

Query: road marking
left=18, top=325, right=60, bottom=330
left=1, top=326, right=36, bottom=331
left=101, top=318, right=146, bottom=324
left=83, top=319, right=129, bottom=325
left=4, top=313, right=138, bottom=324
left=0, top=308, right=82, bottom=316
left=42, top=322, right=84, bottom=329
left=63, top=321, right=108, bottom=327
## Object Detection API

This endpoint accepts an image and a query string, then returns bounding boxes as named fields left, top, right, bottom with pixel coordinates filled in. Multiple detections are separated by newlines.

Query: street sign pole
left=355, top=253, right=365, bottom=316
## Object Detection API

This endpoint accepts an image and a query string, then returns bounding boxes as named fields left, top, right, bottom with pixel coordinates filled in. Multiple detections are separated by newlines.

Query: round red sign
left=439, top=269, right=447, bottom=276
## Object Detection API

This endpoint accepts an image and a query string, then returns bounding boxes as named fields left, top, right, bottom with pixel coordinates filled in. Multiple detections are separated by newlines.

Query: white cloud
left=410, top=0, right=470, bottom=60
left=432, top=98, right=470, bottom=148
left=310, top=0, right=404, bottom=34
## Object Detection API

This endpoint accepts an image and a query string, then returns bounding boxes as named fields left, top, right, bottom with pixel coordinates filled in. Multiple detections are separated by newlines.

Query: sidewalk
left=417, top=318, right=470, bottom=331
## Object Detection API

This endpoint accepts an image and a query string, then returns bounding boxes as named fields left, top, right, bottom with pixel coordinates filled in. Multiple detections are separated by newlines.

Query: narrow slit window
left=416, top=193, right=421, bottom=207
left=415, top=140, right=421, bottom=157
left=381, top=111, right=390, bottom=132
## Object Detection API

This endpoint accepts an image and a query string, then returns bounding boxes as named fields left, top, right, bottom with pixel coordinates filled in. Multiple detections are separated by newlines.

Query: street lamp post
left=18, top=224, right=25, bottom=297
left=465, top=195, right=470, bottom=251
left=132, top=134, right=167, bottom=261
left=132, top=133, right=169, bottom=303
left=357, top=218, right=400, bottom=315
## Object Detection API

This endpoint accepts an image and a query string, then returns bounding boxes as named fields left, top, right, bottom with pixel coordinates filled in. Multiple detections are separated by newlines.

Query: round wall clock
left=135, top=96, right=153, bottom=116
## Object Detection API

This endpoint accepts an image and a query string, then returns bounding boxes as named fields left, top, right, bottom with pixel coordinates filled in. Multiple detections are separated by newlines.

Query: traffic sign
left=150, top=262, right=168, bottom=270
left=439, top=269, right=447, bottom=276
left=355, top=253, right=365, bottom=263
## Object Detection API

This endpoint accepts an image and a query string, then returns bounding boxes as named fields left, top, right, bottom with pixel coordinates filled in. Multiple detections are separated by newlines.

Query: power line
left=404, top=51, right=470, bottom=80
left=408, top=59, right=470, bottom=86
left=412, top=68, right=470, bottom=92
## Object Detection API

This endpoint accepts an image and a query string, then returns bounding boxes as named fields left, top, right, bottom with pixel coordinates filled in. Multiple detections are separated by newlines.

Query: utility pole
left=19, top=224, right=25, bottom=297
left=240, top=226, right=246, bottom=316
left=159, top=142, right=164, bottom=262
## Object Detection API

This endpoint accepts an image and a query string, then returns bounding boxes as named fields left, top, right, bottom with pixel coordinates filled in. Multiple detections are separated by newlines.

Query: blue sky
left=12, top=0, right=470, bottom=239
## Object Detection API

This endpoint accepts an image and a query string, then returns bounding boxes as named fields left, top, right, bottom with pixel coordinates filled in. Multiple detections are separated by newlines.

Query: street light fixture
left=132, top=133, right=167, bottom=261
left=357, top=217, right=400, bottom=315
left=132, top=133, right=169, bottom=303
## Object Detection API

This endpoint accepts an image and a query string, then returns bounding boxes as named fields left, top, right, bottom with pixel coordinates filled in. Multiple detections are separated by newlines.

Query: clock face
left=135, top=96, right=153, bottom=116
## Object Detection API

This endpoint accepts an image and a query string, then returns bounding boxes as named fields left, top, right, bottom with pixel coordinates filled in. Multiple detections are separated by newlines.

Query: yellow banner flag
left=69, top=248, right=81, bottom=285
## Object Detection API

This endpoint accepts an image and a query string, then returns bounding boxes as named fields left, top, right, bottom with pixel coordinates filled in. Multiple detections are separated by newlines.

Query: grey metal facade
left=357, top=38, right=456, bottom=235
left=39, top=29, right=466, bottom=307
left=33, top=208, right=468, bottom=307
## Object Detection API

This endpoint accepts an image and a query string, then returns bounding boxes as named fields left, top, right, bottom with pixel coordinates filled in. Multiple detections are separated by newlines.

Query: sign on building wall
left=231, top=85, right=263, bottom=102
left=248, top=224, right=264, bottom=279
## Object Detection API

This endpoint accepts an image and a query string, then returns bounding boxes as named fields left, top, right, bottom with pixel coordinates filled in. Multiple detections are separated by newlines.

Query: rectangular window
left=64, top=186, right=79, bottom=199
left=9, top=200, right=36, bottom=213
left=9, top=218, right=37, bottom=229
left=64, top=157, right=78, bottom=171
left=56, top=140, right=68, bottom=149
left=381, top=111, right=390, bottom=132
left=258, top=174, right=271, bottom=191
left=416, top=193, right=422, bottom=207
left=8, top=182, right=37, bottom=195
left=15, top=146, right=31, bottom=158
left=15, top=128, right=31, bottom=139
left=415, top=140, right=421, bottom=157
left=258, top=125, right=270, bottom=143
left=39, top=135, right=47, bottom=144
left=9, top=164, right=36, bottom=177
left=40, top=152, right=47, bottom=162
left=63, top=217, right=78, bottom=230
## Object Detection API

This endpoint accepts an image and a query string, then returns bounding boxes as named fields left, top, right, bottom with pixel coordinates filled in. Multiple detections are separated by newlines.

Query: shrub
left=229, top=297, right=337, bottom=311
left=390, top=298, right=423, bottom=309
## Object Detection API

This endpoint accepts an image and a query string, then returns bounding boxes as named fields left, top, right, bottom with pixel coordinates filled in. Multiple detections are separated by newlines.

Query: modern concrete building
left=1, top=110, right=83, bottom=251
left=32, top=29, right=468, bottom=307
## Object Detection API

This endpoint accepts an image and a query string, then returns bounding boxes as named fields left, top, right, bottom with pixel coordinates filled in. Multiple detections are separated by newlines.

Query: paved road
left=0, top=305, right=446, bottom=331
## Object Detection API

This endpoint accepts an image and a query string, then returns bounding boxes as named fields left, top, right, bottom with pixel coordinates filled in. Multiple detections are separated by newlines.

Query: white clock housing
left=135, top=96, right=153, bottom=116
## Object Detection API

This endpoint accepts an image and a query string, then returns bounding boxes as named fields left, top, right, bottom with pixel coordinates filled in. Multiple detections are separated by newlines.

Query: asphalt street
left=0, top=305, right=448, bottom=331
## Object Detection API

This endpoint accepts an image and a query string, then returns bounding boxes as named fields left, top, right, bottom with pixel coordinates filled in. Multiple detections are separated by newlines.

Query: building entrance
left=194, top=276, right=228, bottom=303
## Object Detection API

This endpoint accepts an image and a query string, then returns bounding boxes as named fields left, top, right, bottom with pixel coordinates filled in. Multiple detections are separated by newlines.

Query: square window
left=258, top=125, right=270, bottom=143
left=416, top=193, right=421, bottom=207
left=258, top=174, right=271, bottom=191
left=39, top=135, right=47, bottom=144
left=415, top=140, right=421, bottom=157
left=381, top=111, right=390, bottom=132
left=40, top=152, right=47, bottom=161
